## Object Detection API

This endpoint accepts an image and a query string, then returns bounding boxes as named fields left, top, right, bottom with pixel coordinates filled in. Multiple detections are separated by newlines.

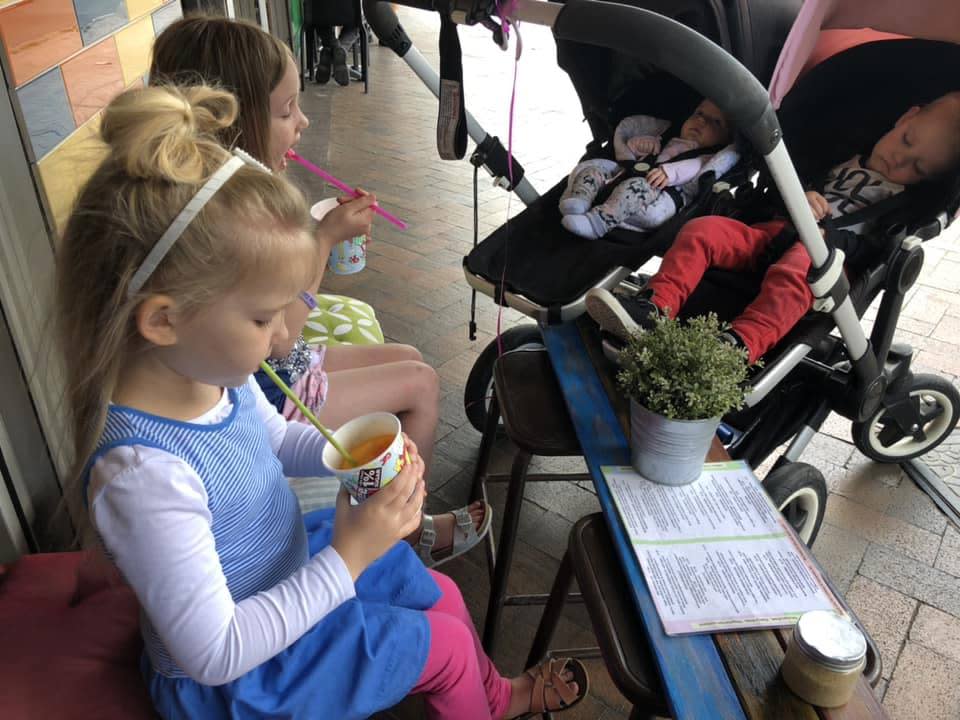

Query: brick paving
left=299, top=9, right=960, bottom=718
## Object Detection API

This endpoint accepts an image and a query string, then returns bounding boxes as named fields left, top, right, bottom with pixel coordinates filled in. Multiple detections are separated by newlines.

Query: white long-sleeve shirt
left=88, top=379, right=355, bottom=685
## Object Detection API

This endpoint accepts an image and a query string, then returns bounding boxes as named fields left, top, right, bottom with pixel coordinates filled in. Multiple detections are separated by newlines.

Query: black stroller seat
left=462, top=0, right=801, bottom=324
left=587, top=37, right=960, bottom=544
left=463, top=169, right=719, bottom=317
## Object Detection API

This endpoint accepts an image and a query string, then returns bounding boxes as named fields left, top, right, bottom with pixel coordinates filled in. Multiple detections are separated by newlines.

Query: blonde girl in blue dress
left=55, top=84, right=588, bottom=720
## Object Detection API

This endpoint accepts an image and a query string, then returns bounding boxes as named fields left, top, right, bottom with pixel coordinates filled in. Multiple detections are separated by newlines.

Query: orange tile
left=61, top=37, right=125, bottom=125
left=0, top=0, right=83, bottom=87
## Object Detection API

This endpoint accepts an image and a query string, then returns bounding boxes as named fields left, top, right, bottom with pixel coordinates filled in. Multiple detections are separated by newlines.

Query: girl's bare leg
left=321, top=342, right=424, bottom=372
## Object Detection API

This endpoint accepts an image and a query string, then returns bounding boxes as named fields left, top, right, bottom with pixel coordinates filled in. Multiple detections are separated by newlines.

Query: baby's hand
left=627, top=136, right=661, bottom=157
left=331, top=434, right=425, bottom=581
left=805, top=191, right=830, bottom=221
left=317, top=191, right=376, bottom=248
left=646, top=167, right=669, bottom=190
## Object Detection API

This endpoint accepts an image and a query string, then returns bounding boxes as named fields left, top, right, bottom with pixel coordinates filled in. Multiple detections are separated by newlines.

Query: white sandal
left=416, top=502, right=493, bottom=569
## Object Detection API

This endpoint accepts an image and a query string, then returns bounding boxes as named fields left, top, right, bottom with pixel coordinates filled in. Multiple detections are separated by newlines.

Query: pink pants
left=647, top=216, right=814, bottom=363
left=411, top=571, right=513, bottom=719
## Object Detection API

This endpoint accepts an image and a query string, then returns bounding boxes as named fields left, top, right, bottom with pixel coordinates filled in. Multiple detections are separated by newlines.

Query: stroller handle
left=365, top=0, right=782, bottom=154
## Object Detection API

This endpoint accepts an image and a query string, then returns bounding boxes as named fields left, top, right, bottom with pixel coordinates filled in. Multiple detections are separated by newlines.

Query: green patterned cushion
left=303, top=293, right=384, bottom=346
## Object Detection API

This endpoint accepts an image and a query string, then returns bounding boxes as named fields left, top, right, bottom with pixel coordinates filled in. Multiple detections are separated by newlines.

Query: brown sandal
left=516, top=657, right=589, bottom=718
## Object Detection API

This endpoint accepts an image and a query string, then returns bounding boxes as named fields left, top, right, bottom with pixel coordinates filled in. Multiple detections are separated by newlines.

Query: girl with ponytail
left=150, top=16, right=490, bottom=566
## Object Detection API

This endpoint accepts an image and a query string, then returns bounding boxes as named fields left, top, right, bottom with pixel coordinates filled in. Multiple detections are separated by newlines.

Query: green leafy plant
left=616, top=312, right=752, bottom=421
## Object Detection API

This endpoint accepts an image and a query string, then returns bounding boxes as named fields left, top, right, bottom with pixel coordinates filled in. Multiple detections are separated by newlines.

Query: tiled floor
left=296, top=10, right=960, bottom=718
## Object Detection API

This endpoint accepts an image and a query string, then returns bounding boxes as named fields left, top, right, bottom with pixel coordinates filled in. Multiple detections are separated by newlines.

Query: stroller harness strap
left=438, top=12, right=468, bottom=160
left=596, top=141, right=726, bottom=209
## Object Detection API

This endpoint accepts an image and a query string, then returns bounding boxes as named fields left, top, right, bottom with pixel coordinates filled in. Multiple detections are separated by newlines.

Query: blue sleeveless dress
left=89, top=383, right=439, bottom=720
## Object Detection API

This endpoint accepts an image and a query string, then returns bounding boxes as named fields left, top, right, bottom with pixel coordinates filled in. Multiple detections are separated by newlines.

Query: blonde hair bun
left=100, top=85, right=238, bottom=184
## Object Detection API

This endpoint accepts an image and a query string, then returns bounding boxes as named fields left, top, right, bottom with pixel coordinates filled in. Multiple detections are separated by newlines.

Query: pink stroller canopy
left=769, top=0, right=960, bottom=107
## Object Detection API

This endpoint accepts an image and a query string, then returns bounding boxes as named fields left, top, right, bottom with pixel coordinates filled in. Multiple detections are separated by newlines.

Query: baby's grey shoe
left=558, top=195, right=590, bottom=216
left=562, top=214, right=601, bottom=239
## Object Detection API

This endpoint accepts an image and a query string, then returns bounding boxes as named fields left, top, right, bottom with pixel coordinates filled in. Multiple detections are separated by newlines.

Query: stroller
left=366, top=0, right=801, bottom=421
left=364, top=0, right=960, bottom=545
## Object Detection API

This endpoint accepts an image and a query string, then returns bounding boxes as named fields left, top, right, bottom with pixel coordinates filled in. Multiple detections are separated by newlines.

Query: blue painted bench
left=541, top=319, right=887, bottom=720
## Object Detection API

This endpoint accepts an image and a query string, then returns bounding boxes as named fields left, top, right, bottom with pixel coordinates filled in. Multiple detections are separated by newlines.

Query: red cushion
left=0, top=552, right=157, bottom=719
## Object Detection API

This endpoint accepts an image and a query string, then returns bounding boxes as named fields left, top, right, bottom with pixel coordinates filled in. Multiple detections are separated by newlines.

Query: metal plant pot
left=630, top=400, right=719, bottom=485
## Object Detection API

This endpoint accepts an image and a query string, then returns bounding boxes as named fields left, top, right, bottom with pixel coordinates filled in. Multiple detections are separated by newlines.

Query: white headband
left=127, top=148, right=269, bottom=298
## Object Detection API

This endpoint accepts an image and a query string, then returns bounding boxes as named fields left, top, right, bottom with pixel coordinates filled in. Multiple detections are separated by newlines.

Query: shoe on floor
left=332, top=47, right=350, bottom=86
left=584, top=287, right=659, bottom=343
left=315, top=47, right=333, bottom=84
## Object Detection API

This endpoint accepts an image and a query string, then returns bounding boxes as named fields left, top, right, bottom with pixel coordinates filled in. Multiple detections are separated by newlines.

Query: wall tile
left=61, top=37, right=124, bottom=125
left=17, top=68, right=76, bottom=159
left=125, top=0, right=163, bottom=19
left=37, top=114, right=107, bottom=234
left=114, top=15, right=153, bottom=85
left=0, top=0, right=83, bottom=87
left=151, top=1, right=182, bottom=36
left=73, top=0, right=128, bottom=45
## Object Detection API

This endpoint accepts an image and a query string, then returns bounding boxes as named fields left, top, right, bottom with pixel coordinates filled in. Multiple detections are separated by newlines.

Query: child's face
left=268, top=57, right=310, bottom=172
left=680, top=100, right=730, bottom=148
left=152, top=225, right=313, bottom=389
left=866, top=102, right=959, bottom=186
left=161, top=278, right=296, bottom=389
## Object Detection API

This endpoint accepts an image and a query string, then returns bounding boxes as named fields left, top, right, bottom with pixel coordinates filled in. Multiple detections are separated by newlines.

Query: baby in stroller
left=586, top=90, right=960, bottom=363
left=559, top=99, right=740, bottom=239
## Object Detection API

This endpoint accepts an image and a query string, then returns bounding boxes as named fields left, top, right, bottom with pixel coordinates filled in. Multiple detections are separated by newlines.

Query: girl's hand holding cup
left=331, top=434, right=425, bottom=581
left=328, top=190, right=375, bottom=240
left=312, top=191, right=376, bottom=275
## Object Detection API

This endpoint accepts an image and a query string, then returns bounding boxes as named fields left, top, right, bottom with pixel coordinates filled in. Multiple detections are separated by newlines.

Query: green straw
left=259, top=360, right=359, bottom=467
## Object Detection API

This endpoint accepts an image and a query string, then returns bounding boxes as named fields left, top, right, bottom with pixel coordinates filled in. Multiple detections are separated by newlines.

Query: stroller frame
left=366, top=0, right=890, bottom=416
left=363, top=0, right=960, bottom=544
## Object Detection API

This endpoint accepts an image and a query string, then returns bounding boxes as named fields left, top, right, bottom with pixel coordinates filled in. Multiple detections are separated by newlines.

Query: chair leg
left=471, top=392, right=501, bottom=586
left=361, top=22, right=369, bottom=93
left=470, top=392, right=501, bottom=503
left=525, top=549, right=574, bottom=668
left=482, top=449, right=531, bottom=654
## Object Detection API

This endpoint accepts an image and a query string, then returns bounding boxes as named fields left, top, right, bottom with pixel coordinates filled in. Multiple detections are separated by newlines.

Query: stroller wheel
left=762, top=462, right=827, bottom=546
left=852, top=374, right=960, bottom=463
left=464, top=325, right=544, bottom=433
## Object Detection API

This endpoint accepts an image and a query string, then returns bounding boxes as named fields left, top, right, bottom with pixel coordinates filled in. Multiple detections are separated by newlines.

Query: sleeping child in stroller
left=559, top=99, right=740, bottom=238
left=585, top=91, right=960, bottom=363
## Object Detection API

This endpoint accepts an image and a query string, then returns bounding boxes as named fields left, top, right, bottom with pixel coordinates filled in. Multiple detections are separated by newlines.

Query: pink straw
left=285, top=150, right=408, bottom=230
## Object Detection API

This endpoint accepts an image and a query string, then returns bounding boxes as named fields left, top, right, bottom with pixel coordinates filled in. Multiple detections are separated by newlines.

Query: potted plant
left=616, top=312, right=751, bottom=485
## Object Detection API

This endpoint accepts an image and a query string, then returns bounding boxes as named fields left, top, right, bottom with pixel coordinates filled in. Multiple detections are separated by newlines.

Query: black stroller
left=364, top=0, right=960, bottom=545
left=366, top=0, right=801, bottom=419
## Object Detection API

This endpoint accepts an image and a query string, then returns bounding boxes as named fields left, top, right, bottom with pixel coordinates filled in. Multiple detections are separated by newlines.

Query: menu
left=603, top=461, right=843, bottom=636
